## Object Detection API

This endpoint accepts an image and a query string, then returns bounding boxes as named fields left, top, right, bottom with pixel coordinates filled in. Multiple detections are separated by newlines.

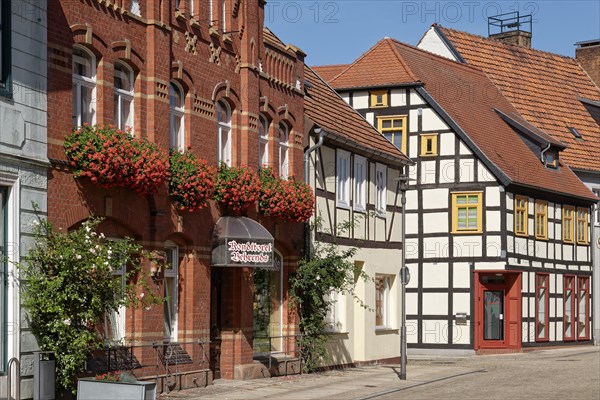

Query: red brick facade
left=47, top=0, right=305, bottom=386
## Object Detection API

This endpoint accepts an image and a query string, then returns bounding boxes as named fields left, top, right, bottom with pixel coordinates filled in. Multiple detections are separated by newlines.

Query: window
left=253, top=251, right=284, bottom=353
left=0, top=0, right=11, bottom=97
left=375, top=163, right=387, bottom=214
left=353, top=155, right=367, bottom=212
left=0, top=187, right=6, bottom=369
left=217, top=100, right=232, bottom=165
left=259, top=114, right=269, bottom=167
left=370, top=90, right=388, bottom=108
left=594, top=190, right=600, bottom=226
left=535, top=273, right=549, bottom=341
left=564, top=275, right=575, bottom=341
left=105, top=253, right=126, bottom=342
left=336, top=150, right=350, bottom=208
left=544, top=151, right=558, bottom=168
left=72, top=46, right=97, bottom=127
left=164, top=243, right=179, bottom=341
left=576, top=207, right=589, bottom=245
left=577, top=277, right=590, bottom=340
left=130, top=0, right=141, bottom=16
left=221, top=0, right=226, bottom=31
left=452, top=192, right=483, bottom=233
left=278, top=123, right=289, bottom=179
left=208, top=0, right=214, bottom=25
left=377, top=116, right=407, bottom=154
left=514, top=195, right=528, bottom=236
left=420, top=134, right=438, bottom=157
left=534, top=200, right=548, bottom=240
left=114, top=62, right=134, bottom=132
left=324, top=291, right=345, bottom=333
left=375, top=275, right=393, bottom=329
left=170, top=82, right=185, bottom=150
left=563, top=205, right=574, bottom=243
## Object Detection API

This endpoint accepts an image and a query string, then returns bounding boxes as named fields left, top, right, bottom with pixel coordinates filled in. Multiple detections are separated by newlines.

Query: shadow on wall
left=323, top=333, right=353, bottom=368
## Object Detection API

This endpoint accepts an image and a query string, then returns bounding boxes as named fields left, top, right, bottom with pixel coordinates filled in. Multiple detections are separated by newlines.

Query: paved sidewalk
left=159, top=358, right=483, bottom=400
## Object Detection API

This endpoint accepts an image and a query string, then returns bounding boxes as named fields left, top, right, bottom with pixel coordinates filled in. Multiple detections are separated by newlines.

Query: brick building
left=47, top=0, right=307, bottom=389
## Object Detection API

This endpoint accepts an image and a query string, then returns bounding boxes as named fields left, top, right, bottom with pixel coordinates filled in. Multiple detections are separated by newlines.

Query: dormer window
left=568, top=126, right=583, bottom=140
left=370, top=90, right=388, bottom=108
left=544, top=151, right=558, bottom=169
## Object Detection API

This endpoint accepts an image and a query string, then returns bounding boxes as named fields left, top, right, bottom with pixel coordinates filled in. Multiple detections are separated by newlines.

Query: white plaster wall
left=453, top=293, right=471, bottom=315
left=439, top=159, right=455, bottom=183
left=577, top=246, right=588, bottom=261
left=417, top=27, right=457, bottom=60
left=406, top=263, right=419, bottom=289
left=453, top=262, right=471, bottom=288
left=422, top=108, right=449, bottom=131
left=506, top=193, right=514, bottom=210
left=477, top=161, right=496, bottom=182
left=422, top=263, right=448, bottom=287
left=515, top=237, right=528, bottom=257
left=423, top=212, right=448, bottom=233
left=353, top=91, right=369, bottom=109
left=486, top=187, right=501, bottom=208
left=409, top=89, right=426, bottom=105
left=486, top=210, right=501, bottom=232
left=421, top=320, right=449, bottom=344
left=422, top=188, right=449, bottom=209
left=365, top=112, right=374, bottom=126
left=421, top=160, right=437, bottom=184
left=409, top=109, right=419, bottom=133
left=407, top=320, right=419, bottom=344
left=409, top=135, right=418, bottom=159
left=423, top=293, right=449, bottom=315
left=439, top=132, right=455, bottom=156
left=390, top=89, right=407, bottom=106
left=459, top=141, right=472, bottom=155
left=406, top=189, right=418, bottom=210
left=454, top=236, right=483, bottom=258
left=563, top=245, right=573, bottom=262
left=453, top=323, right=471, bottom=344
left=405, top=239, right=419, bottom=261
left=486, top=235, right=503, bottom=257
left=406, top=292, right=418, bottom=315
left=340, top=92, right=350, bottom=105
left=458, top=158, right=475, bottom=182
left=406, top=213, right=419, bottom=235
left=423, top=236, right=449, bottom=259
left=474, top=262, right=506, bottom=270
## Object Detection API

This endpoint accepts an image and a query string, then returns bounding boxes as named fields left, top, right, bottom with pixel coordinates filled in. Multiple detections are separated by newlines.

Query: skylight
left=568, top=126, right=583, bottom=139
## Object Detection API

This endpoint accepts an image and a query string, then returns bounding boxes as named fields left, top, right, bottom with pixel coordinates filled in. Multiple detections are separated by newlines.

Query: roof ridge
left=383, top=38, right=419, bottom=82
left=437, top=25, right=578, bottom=61
left=329, top=38, right=391, bottom=86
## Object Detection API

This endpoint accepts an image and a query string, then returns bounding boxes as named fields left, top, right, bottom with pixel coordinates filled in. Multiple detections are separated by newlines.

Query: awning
left=211, top=216, right=276, bottom=269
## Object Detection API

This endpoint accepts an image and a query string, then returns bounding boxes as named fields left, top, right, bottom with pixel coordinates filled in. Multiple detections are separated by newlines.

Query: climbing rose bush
left=64, top=124, right=169, bottom=195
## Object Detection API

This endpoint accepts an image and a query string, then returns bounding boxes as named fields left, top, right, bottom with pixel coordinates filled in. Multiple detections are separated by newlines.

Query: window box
left=77, top=378, right=156, bottom=400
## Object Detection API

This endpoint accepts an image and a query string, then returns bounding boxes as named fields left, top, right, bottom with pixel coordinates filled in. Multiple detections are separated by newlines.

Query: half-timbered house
left=303, top=65, right=411, bottom=365
left=417, top=22, right=600, bottom=346
left=314, top=38, right=598, bottom=353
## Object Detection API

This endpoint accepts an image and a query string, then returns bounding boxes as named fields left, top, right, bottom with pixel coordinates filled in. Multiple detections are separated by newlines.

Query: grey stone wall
left=0, top=1, right=47, bottom=398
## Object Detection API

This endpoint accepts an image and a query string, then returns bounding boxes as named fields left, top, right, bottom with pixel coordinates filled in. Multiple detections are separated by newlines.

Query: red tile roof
left=304, top=65, right=410, bottom=166
left=319, top=38, right=597, bottom=202
left=435, top=26, right=600, bottom=173
left=311, top=64, right=349, bottom=82
left=327, top=38, right=420, bottom=89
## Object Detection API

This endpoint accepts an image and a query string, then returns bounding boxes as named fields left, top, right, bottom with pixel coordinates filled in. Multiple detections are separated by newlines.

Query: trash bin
left=34, top=351, right=55, bottom=400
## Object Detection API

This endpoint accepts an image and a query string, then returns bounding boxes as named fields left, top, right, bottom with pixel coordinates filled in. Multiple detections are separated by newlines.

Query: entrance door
left=483, top=290, right=504, bottom=341
left=252, top=251, right=283, bottom=356
left=474, top=271, right=522, bottom=351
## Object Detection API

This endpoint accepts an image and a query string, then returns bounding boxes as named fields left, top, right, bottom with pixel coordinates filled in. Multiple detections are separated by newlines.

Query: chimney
left=576, top=40, right=600, bottom=87
left=488, top=12, right=532, bottom=48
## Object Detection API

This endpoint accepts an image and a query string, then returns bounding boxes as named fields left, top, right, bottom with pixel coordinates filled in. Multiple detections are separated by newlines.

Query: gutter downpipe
left=303, top=128, right=324, bottom=260
left=540, top=142, right=551, bottom=164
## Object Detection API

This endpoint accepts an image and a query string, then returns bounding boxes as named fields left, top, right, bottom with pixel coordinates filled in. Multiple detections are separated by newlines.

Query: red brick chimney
left=576, top=40, right=600, bottom=87
left=488, top=12, right=532, bottom=48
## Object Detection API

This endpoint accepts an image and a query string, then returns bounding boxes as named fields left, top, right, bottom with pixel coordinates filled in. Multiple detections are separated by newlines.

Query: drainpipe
left=303, top=128, right=324, bottom=260
left=540, top=143, right=551, bottom=164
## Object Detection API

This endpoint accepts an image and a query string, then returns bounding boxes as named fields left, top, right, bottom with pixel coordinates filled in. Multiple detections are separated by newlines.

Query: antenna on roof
left=488, top=12, right=533, bottom=48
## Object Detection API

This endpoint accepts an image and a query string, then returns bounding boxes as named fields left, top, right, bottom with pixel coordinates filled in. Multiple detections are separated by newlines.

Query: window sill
left=451, top=230, right=482, bottom=235
left=190, top=18, right=201, bottom=28
left=514, top=232, right=528, bottom=238
left=209, top=27, right=220, bottom=38
left=420, top=153, right=438, bottom=157
left=375, top=327, right=398, bottom=334
left=370, top=105, right=388, bottom=109
left=353, top=206, right=367, bottom=213
left=576, top=241, right=589, bottom=246
left=535, top=236, right=549, bottom=241
left=336, top=202, right=351, bottom=210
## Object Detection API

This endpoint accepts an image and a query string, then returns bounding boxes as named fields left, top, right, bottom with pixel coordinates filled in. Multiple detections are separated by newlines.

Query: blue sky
left=264, top=1, right=600, bottom=66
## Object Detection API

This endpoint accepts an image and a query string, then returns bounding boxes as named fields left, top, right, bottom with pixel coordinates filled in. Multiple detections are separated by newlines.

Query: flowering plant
left=168, top=150, right=216, bottom=212
left=259, top=167, right=315, bottom=222
left=18, top=214, right=162, bottom=393
left=94, top=371, right=121, bottom=382
left=64, top=125, right=169, bottom=195
left=213, top=163, right=261, bottom=212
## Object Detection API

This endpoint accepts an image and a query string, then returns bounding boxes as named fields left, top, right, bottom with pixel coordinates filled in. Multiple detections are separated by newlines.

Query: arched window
left=170, top=82, right=185, bottom=150
left=259, top=114, right=269, bottom=167
left=164, top=241, right=180, bottom=341
left=217, top=100, right=232, bottom=165
left=278, top=123, right=289, bottom=179
left=114, top=62, right=134, bottom=132
left=72, top=46, right=96, bottom=127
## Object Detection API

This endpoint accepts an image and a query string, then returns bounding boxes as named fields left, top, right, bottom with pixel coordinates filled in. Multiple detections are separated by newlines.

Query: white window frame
left=278, top=123, right=289, bottom=179
left=217, top=100, right=232, bottom=165
left=375, top=274, right=394, bottom=329
left=130, top=0, right=141, bottom=16
left=375, top=163, right=387, bottom=215
left=353, top=155, right=367, bottom=212
left=164, top=242, right=179, bottom=341
left=114, top=62, right=134, bottom=133
left=325, top=290, right=346, bottom=333
left=336, top=150, right=350, bottom=208
left=105, top=248, right=126, bottom=343
left=221, top=0, right=226, bottom=31
left=170, top=82, right=185, bottom=150
left=72, top=46, right=97, bottom=127
left=259, top=114, right=269, bottom=167
left=208, top=0, right=214, bottom=26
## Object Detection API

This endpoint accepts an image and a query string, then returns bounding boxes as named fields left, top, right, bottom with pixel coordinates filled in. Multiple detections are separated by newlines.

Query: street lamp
left=397, top=174, right=411, bottom=380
